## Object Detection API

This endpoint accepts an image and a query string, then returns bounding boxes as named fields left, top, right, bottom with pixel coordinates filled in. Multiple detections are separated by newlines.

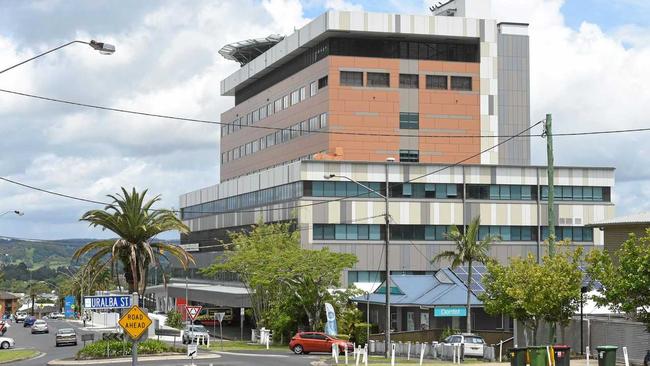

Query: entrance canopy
left=146, top=281, right=251, bottom=308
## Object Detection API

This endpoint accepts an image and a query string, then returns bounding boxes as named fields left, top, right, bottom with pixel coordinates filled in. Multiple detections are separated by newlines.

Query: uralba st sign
left=84, top=295, right=132, bottom=310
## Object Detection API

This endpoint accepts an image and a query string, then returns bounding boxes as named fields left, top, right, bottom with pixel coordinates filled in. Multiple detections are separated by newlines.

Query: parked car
left=182, top=324, right=210, bottom=345
left=55, top=328, right=77, bottom=347
left=23, top=317, right=36, bottom=327
left=14, top=313, right=27, bottom=323
left=31, top=319, right=49, bottom=334
left=49, top=312, right=65, bottom=320
left=0, top=321, right=8, bottom=336
left=289, top=332, right=354, bottom=355
left=0, top=336, right=15, bottom=349
left=441, top=333, right=486, bottom=358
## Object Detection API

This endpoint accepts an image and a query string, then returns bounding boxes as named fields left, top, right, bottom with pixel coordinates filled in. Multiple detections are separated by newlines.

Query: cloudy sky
left=1, top=0, right=649, bottom=240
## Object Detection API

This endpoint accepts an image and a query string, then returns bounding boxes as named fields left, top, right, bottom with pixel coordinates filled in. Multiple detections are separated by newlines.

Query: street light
left=324, top=157, right=394, bottom=357
left=0, top=210, right=24, bottom=218
left=0, top=39, right=115, bottom=75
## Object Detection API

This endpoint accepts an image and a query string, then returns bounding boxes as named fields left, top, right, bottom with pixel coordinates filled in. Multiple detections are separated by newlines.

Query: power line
left=0, top=88, right=538, bottom=139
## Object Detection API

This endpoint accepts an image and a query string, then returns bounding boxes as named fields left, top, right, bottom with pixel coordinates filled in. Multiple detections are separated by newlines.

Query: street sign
left=84, top=295, right=132, bottom=310
left=154, top=328, right=181, bottom=337
left=118, top=306, right=152, bottom=340
left=180, top=243, right=199, bottom=252
left=187, top=343, right=198, bottom=357
left=215, top=312, right=225, bottom=323
left=186, top=306, right=202, bottom=322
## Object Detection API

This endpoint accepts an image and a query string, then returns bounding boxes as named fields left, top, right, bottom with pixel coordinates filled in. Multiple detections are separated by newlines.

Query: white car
left=31, top=319, right=49, bottom=334
left=0, top=336, right=15, bottom=349
left=49, top=312, right=65, bottom=320
left=14, top=313, right=27, bottom=323
left=442, top=334, right=486, bottom=358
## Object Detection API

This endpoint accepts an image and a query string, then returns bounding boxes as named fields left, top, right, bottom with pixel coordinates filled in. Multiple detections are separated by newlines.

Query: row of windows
left=347, top=270, right=435, bottom=284
left=221, top=113, right=328, bottom=164
left=180, top=182, right=303, bottom=220
left=468, top=185, right=537, bottom=201
left=303, top=181, right=462, bottom=199
left=340, top=71, right=472, bottom=91
left=221, top=76, right=328, bottom=138
left=541, top=186, right=609, bottom=202
left=314, top=224, right=594, bottom=243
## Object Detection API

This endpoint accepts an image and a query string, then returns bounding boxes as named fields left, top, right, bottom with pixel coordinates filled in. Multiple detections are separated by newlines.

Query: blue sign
left=64, top=296, right=76, bottom=318
left=434, top=307, right=467, bottom=317
left=83, top=295, right=132, bottom=310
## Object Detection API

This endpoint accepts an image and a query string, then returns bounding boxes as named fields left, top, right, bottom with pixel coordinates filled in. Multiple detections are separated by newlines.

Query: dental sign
left=84, top=295, right=132, bottom=310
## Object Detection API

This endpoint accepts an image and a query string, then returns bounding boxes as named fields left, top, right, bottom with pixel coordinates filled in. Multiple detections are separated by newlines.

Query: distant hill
left=0, top=237, right=179, bottom=268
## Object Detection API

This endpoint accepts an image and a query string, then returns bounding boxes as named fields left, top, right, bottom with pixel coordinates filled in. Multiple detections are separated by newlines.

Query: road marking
left=214, top=351, right=289, bottom=358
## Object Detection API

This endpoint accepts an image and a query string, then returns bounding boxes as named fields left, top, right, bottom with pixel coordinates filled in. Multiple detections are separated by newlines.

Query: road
left=1, top=318, right=320, bottom=365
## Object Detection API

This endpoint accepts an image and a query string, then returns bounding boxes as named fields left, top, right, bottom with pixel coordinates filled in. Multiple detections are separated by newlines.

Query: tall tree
left=432, top=216, right=498, bottom=333
left=587, top=229, right=650, bottom=331
left=72, top=187, right=194, bottom=297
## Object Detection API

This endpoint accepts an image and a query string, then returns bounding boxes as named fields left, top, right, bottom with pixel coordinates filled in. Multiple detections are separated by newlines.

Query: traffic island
left=0, top=349, right=41, bottom=364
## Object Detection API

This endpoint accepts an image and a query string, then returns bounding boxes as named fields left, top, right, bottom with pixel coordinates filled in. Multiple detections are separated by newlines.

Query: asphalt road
left=1, top=318, right=320, bottom=365
left=3, top=318, right=85, bottom=366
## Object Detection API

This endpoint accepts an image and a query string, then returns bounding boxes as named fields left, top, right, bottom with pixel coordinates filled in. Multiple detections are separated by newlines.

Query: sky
left=0, top=0, right=649, bottom=240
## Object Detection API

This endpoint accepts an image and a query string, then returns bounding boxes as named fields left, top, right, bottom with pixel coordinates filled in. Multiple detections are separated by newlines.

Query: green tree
left=72, top=188, right=194, bottom=297
left=165, top=309, right=183, bottom=329
left=28, top=281, right=51, bottom=315
left=58, top=263, right=115, bottom=310
left=203, top=221, right=357, bottom=332
left=481, top=244, right=583, bottom=345
left=587, top=229, right=650, bottom=331
left=432, top=216, right=499, bottom=333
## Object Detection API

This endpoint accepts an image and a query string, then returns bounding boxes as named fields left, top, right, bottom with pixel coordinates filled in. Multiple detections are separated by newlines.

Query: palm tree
left=73, top=187, right=194, bottom=298
left=432, top=216, right=499, bottom=333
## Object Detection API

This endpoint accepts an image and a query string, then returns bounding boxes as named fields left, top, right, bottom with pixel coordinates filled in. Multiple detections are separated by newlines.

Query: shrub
left=439, top=327, right=461, bottom=341
left=336, top=334, right=351, bottom=341
left=351, top=323, right=372, bottom=346
left=76, top=339, right=185, bottom=359
left=165, top=309, right=183, bottom=329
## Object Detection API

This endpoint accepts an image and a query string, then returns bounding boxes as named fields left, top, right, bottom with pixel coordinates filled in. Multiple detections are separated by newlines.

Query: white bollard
left=623, top=347, right=629, bottom=366
left=391, top=343, right=396, bottom=366
left=586, top=346, right=590, bottom=366
left=420, top=342, right=426, bottom=365
left=499, top=340, right=503, bottom=362
left=363, top=344, right=368, bottom=365
left=345, top=346, right=348, bottom=365
left=355, top=346, right=360, bottom=366
left=407, top=342, right=411, bottom=360
left=332, top=344, right=339, bottom=364
left=265, top=334, right=269, bottom=349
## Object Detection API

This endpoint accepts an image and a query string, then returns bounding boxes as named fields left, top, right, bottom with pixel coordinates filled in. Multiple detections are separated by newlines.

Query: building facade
left=174, top=0, right=616, bottom=332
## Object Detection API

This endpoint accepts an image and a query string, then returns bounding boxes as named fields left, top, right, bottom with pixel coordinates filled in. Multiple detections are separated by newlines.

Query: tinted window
left=367, top=72, right=390, bottom=87
left=312, top=334, right=328, bottom=340
left=451, top=76, right=472, bottom=91
left=399, top=74, right=419, bottom=89
left=426, top=75, right=448, bottom=90
left=466, top=336, right=484, bottom=344
left=340, top=71, right=363, bottom=86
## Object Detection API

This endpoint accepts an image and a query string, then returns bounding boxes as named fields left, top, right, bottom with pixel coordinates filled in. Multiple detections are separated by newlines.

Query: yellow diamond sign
left=119, top=306, right=152, bottom=340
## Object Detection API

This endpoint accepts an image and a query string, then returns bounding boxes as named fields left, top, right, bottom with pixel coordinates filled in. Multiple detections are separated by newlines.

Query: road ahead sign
left=84, top=295, right=132, bottom=310
left=119, top=306, right=152, bottom=340
left=186, top=306, right=202, bottom=322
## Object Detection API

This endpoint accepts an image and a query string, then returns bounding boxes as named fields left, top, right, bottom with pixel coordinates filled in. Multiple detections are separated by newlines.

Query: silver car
left=443, top=333, right=486, bottom=358
left=182, top=324, right=210, bottom=345
left=0, top=336, right=15, bottom=349
left=31, top=319, right=49, bottom=334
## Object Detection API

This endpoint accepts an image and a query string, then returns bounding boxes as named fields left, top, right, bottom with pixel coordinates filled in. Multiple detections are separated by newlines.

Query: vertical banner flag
left=64, top=296, right=76, bottom=319
left=324, top=302, right=338, bottom=336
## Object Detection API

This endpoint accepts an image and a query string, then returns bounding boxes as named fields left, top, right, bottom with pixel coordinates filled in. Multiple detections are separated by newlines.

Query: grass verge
left=0, top=349, right=40, bottom=364
left=205, top=340, right=287, bottom=352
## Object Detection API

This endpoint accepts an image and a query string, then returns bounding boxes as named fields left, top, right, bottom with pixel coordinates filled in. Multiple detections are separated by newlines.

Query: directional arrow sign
left=187, top=344, right=198, bottom=358
left=118, top=306, right=152, bottom=340
left=186, top=306, right=202, bottom=322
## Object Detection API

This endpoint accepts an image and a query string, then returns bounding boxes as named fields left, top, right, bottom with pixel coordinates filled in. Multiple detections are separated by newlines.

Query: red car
left=289, top=332, right=354, bottom=355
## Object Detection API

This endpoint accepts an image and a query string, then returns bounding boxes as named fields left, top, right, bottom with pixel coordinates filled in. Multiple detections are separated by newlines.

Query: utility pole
left=544, top=113, right=556, bottom=257
left=384, top=160, right=391, bottom=358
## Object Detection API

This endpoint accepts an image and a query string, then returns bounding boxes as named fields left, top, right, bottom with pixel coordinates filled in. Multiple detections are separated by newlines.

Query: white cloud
left=324, top=0, right=364, bottom=12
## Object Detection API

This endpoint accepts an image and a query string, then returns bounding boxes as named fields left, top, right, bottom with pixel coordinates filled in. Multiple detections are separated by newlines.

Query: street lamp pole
left=0, top=39, right=115, bottom=75
left=325, top=157, right=394, bottom=358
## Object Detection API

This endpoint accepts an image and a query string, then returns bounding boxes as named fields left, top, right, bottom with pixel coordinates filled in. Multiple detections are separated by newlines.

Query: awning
left=146, top=282, right=251, bottom=308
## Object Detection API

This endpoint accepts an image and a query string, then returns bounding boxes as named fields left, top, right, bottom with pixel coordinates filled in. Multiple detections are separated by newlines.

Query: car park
left=182, top=324, right=210, bottom=345
left=31, top=319, right=49, bottom=334
left=289, top=332, right=354, bottom=355
left=23, top=316, right=36, bottom=327
left=55, top=328, right=77, bottom=347
left=442, top=333, right=486, bottom=358
left=14, top=313, right=27, bottom=323
left=0, top=336, right=15, bottom=349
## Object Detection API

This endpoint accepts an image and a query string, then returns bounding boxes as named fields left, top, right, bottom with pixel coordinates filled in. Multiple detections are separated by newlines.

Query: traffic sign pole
left=131, top=293, right=139, bottom=366
left=216, top=312, right=225, bottom=351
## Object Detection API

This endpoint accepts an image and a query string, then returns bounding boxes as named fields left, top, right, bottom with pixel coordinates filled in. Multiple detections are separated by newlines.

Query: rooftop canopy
left=218, top=34, right=284, bottom=66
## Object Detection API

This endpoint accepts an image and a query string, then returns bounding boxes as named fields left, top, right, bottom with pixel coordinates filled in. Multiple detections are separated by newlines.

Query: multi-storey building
left=165, top=0, right=615, bottom=331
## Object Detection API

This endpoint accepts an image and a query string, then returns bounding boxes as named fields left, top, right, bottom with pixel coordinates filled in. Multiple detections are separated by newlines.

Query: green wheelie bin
left=509, top=347, right=528, bottom=366
left=528, top=346, right=549, bottom=366
left=596, top=346, right=618, bottom=366
left=553, top=345, right=571, bottom=366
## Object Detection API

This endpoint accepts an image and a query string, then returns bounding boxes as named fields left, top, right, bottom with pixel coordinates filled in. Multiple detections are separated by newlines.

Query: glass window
left=252, top=109, right=259, bottom=123
left=489, top=185, right=499, bottom=200
left=521, top=227, right=532, bottom=241
left=563, top=186, right=573, bottom=200
left=572, top=186, right=583, bottom=201
left=346, top=181, right=358, bottom=196
left=318, top=75, right=328, bottom=89
left=335, top=225, right=346, bottom=240
left=425, top=226, right=435, bottom=241
left=347, top=225, right=358, bottom=240
left=267, top=103, right=274, bottom=116
left=274, top=98, right=282, bottom=112
left=399, top=112, right=419, bottom=129
left=399, top=74, right=419, bottom=89
left=312, top=181, right=324, bottom=196
left=511, top=185, right=521, bottom=200
left=300, top=86, right=307, bottom=101
left=573, top=227, right=583, bottom=241
left=348, top=271, right=358, bottom=283
left=450, top=76, right=472, bottom=91
left=291, top=90, right=300, bottom=105
left=435, top=184, right=447, bottom=199
left=259, top=106, right=267, bottom=120
left=340, top=71, right=363, bottom=87
left=593, top=187, right=603, bottom=201
left=426, top=75, right=447, bottom=90
left=501, top=226, right=511, bottom=241
left=310, top=81, right=318, bottom=96
left=283, top=95, right=290, bottom=109
left=403, top=183, right=412, bottom=196
left=358, top=225, right=369, bottom=240
left=309, top=117, right=319, bottom=131
left=367, top=72, right=390, bottom=87
left=324, top=181, right=335, bottom=196
left=399, top=149, right=419, bottom=162
left=335, top=181, right=347, bottom=197
left=583, top=186, right=593, bottom=200
left=320, top=113, right=328, bottom=129
left=501, top=185, right=511, bottom=200
left=369, top=225, right=381, bottom=240
left=247, top=113, right=253, bottom=125
left=323, top=225, right=335, bottom=239
left=313, top=224, right=324, bottom=240
left=522, top=186, right=532, bottom=200
left=447, top=184, right=458, bottom=198
left=583, top=228, right=593, bottom=241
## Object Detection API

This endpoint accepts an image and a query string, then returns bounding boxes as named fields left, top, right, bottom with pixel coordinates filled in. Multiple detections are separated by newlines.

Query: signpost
left=433, top=307, right=467, bottom=317
left=118, top=299, right=151, bottom=366
left=187, top=343, right=198, bottom=366
left=216, top=312, right=225, bottom=350
left=186, top=305, right=202, bottom=323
